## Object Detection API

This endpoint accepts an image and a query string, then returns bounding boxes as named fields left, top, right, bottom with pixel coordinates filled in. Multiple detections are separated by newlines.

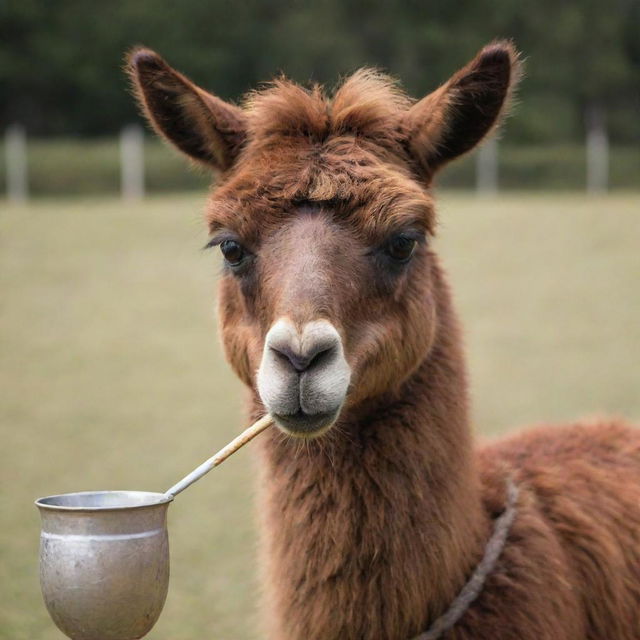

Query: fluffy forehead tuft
left=204, top=69, right=435, bottom=243
left=242, top=69, right=413, bottom=153
left=206, top=155, right=435, bottom=245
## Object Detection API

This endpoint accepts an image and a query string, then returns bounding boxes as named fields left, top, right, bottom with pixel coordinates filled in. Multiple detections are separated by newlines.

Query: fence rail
left=3, top=128, right=638, bottom=199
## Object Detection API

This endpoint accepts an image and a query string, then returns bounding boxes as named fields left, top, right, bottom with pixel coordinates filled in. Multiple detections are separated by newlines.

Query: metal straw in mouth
left=165, top=414, right=273, bottom=497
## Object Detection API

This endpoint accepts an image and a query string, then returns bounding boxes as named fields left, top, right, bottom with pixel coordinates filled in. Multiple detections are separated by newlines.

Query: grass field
left=1, top=192, right=639, bottom=639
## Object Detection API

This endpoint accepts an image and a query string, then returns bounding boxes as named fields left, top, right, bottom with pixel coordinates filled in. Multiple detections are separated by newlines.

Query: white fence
left=4, top=122, right=614, bottom=201
left=476, top=136, right=498, bottom=196
left=5, top=124, right=28, bottom=204
left=4, top=124, right=146, bottom=203
left=120, top=125, right=145, bottom=201
left=585, top=105, right=609, bottom=194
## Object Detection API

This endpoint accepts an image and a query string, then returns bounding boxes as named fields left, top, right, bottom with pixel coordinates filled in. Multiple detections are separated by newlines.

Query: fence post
left=585, top=104, right=608, bottom=194
left=476, top=136, right=498, bottom=196
left=6, top=124, right=28, bottom=203
left=120, top=124, right=145, bottom=201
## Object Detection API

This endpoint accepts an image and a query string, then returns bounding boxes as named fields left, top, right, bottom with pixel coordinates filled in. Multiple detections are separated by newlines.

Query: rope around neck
left=413, top=479, right=519, bottom=640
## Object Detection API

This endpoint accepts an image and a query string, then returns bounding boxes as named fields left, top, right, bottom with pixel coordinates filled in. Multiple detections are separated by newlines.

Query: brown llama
left=128, top=42, right=640, bottom=639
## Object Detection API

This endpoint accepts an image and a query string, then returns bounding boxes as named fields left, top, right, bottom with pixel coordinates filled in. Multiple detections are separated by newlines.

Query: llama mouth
left=272, top=409, right=339, bottom=438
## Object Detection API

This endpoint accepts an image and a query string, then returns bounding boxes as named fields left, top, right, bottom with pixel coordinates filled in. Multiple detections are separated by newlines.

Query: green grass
left=1, top=192, right=639, bottom=639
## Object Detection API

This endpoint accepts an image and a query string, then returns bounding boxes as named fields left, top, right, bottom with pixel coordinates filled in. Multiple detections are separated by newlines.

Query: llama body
left=253, top=270, right=640, bottom=640
left=129, top=42, right=640, bottom=639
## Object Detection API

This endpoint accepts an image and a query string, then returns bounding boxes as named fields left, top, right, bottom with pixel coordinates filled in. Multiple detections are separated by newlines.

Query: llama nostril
left=272, top=343, right=334, bottom=373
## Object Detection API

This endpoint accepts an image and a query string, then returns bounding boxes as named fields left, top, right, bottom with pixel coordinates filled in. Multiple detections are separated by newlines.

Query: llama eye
left=220, top=240, right=245, bottom=266
left=386, top=235, right=417, bottom=263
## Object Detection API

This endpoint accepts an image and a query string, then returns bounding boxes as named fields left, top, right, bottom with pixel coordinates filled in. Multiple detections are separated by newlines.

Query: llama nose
left=257, top=318, right=351, bottom=434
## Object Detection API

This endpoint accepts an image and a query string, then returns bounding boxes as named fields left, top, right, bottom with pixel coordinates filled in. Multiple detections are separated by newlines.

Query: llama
left=128, top=42, right=640, bottom=639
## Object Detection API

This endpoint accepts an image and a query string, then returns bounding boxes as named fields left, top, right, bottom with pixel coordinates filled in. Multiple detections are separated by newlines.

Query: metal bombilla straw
left=165, top=413, right=273, bottom=497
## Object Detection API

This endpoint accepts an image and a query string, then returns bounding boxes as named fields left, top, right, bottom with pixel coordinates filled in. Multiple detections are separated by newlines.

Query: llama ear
left=127, top=47, right=247, bottom=171
left=405, top=41, right=521, bottom=178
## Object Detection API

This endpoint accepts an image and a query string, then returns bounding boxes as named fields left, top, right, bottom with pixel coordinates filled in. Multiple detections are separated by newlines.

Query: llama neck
left=254, top=283, right=488, bottom=640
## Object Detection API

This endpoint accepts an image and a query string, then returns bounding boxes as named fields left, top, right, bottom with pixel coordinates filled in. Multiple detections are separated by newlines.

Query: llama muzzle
left=256, top=318, right=351, bottom=436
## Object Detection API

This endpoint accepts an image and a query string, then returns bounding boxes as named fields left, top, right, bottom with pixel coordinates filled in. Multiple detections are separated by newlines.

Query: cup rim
left=35, top=490, right=173, bottom=512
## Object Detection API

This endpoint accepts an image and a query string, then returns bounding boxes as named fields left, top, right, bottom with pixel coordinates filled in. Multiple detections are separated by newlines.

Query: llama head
left=129, top=42, right=520, bottom=437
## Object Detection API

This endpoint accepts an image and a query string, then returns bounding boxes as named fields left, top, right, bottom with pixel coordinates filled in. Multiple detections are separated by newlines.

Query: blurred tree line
left=1, top=0, right=638, bottom=144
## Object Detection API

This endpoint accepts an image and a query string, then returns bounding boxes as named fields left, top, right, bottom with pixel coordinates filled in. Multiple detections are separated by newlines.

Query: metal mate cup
left=36, top=491, right=173, bottom=640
